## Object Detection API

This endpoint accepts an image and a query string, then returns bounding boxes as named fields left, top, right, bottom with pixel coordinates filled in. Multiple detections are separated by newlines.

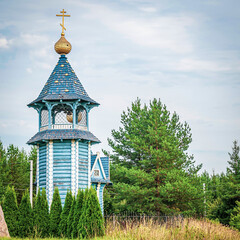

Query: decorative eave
left=27, top=129, right=100, bottom=145
left=91, top=178, right=112, bottom=185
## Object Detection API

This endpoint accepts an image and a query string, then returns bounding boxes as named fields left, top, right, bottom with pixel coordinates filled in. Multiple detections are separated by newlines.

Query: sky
left=0, top=0, right=239, bottom=174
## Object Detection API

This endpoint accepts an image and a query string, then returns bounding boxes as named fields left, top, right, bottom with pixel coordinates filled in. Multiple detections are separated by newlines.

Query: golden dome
left=54, top=33, right=72, bottom=55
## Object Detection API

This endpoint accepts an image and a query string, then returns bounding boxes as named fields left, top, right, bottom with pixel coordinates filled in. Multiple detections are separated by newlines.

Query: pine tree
left=72, top=189, right=84, bottom=238
left=18, top=191, right=33, bottom=237
left=230, top=201, right=240, bottom=231
left=105, top=98, right=203, bottom=215
left=67, top=195, right=76, bottom=238
left=2, top=186, right=18, bottom=237
left=33, top=188, right=49, bottom=237
left=78, top=188, right=104, bottom=238
left=59, top=190, right=73, bottom=237
left=228, top=140, right=240, bottom=182
left=49, top=187, right=62, bottom=237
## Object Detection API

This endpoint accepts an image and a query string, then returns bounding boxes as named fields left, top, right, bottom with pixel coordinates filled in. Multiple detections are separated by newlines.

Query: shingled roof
left=27, top=129, right=100, bottom=145
left=28, top=55, right=99, bottom=107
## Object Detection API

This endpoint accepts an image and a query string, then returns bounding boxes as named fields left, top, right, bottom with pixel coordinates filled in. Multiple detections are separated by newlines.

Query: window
left=94, top=169, right=100, bottom=177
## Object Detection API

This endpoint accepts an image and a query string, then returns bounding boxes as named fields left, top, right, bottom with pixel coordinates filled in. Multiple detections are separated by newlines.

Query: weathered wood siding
left=53, top=140, right=71, bottom=204
left=39, top=143, right=47, bottom=190
left=78, top=141, right=89, bottom=189
left=99, top=184, right=105, bottom=214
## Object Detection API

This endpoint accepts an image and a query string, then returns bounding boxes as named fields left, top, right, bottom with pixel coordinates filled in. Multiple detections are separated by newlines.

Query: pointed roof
left=28, top=55, right=99, bottom=107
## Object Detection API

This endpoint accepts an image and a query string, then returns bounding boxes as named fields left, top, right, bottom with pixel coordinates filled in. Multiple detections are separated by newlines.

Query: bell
left=66, top=112, right=73, bottom=123
left=66, top=112, right=82, bottom=123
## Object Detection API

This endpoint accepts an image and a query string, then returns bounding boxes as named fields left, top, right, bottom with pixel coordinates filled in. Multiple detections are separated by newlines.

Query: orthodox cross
left=56, top=9, right=70, bottom=36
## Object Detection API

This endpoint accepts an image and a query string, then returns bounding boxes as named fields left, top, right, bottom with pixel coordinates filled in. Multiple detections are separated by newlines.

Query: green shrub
left=49, top=187, right=62, bottom=237
left=72, top=189, right=84, bottom=238
left=78, top=187, right=105, bottom=238
left=33, top=188, right=49, bottom=237
left=230, top=201, right=240, bottom=231
left=67, top=195, right=76, bottom=238
left=59, top=190, right=73, bottom=237
left=2, top=186, right=18, bottom=237
left=18, top=191, right=33, bottom=237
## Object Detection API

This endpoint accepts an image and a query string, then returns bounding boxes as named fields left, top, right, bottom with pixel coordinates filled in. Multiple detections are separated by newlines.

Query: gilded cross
left=56, top=9, right=70, bottom=36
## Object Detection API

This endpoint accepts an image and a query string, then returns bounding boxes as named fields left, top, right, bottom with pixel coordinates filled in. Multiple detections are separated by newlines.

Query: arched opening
left=76, top=105, right=87, bottom=130
left=51, top=104, right=73, bottom=129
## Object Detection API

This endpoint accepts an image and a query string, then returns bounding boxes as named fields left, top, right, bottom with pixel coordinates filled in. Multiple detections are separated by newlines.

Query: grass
left=2, top=218, right=240, bottom=240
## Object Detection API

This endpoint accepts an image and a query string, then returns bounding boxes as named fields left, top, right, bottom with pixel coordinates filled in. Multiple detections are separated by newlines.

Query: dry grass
left=99, top=217, right=240, bottom=240
left=2, top=218, right=240, bottom=240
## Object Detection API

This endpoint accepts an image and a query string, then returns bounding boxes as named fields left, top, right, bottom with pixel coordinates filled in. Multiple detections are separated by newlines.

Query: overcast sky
left=0, top=0, right=239, bottom=174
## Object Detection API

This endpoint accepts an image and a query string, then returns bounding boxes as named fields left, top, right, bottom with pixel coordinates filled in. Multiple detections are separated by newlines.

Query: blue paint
left=53, top=140, right=71, bottom=203
left=78, top=141, right=88, bottom=190
left=39, top=143, right=47, bottom=189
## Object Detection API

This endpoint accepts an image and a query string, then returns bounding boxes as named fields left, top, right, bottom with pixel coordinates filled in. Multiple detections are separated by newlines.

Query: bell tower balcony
left=38, top=102, right=88, bottom=132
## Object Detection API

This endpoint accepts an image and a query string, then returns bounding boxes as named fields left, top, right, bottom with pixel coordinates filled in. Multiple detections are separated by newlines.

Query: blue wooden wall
left=78, top=141, right=89, bottom=189
left=39, top=143, right=47, bottom=190
left=53, top=140, right=71, bottom=204
left=99, top=184, right=105, bottom=214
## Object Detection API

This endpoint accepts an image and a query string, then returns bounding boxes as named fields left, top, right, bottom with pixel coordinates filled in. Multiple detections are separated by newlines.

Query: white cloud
left=139, top=7, right=157, bottom=13
left=83, top=3, right=195, bottom=53
left=26, top=68, right=32, bottom=73
left=20, top=33, right=48, bottom=46
left=0, top=37, right=10, bottom=48
left=176, top=58, right=231, bottom=72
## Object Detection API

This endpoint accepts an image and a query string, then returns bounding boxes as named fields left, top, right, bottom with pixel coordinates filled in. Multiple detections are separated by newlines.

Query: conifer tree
left=67, top=195, right=76, bottom=238
left=72, top=189, right=84, bottom=238
left=228, top=140, right=240, bottom=182
left=18, top=191, right=33, bottom=237
left=230, top=201, right=240, bottom=230
left=49, top=187, right=62, bottom=237
left=2, top=186, right=18, bottom=237
left=59, top=190, right=73, bottom=237
left=78, top=188, right=104, bottom=238
left=33, top=188, right=49, bottom=237
left=105, top=98, right=203, bottom=215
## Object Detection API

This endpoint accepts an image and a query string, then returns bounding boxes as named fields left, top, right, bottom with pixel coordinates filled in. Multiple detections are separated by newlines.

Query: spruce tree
left=78, top=188, right=104, bottom=238
left=2, top=186, right=18, bottom=237
left=72, top=189, right=84, bottom=238
left=59, top=190, right=73, bottom=237
left=67, top=195, right=76, bottom=238
left=18, top=191, right=33, bottom=237
left=33, top=188, right=49, bottom=237
left=49, top=187, right=62, bottom=237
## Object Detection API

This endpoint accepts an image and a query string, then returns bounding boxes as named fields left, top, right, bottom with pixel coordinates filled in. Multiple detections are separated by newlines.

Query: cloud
left=20, top=33, right=48, bottom=46
left=83, top=3, right=195, bottom=53
left=176, top=58, right=231, bottom=72
left=26, top=68, right=32, bottom=73
left=139, top=7, right=157, bottom=13
left=0, top=37, right=10, bottom=48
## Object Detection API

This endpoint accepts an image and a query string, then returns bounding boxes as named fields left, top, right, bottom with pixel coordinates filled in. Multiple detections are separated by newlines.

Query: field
left=2, top=218, right=240, bottom=240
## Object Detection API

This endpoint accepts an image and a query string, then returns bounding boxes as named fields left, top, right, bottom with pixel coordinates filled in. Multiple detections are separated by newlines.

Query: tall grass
left=101, top=217, right=240, bottom=240
left=2, top=218, right=240, bottom=239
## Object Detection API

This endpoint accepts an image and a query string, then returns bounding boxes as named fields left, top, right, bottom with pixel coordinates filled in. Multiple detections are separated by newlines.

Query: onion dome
left=55, top=33, right=72, bottom=55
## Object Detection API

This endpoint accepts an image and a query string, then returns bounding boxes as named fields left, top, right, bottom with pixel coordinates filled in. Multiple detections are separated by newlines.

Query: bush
left=59, top=190, right=73, bottom=237
left=33, top=188, right=49, bottom=237
left=67, top=195, right=76, bottom=238
left=49, top=187, right=62, bottom=237
left=78, top=187, right=104, bottom=238
left=2, top=186, right=18, bottom=237
left=18, top=191, right=33, bottom=237
left=72, top=189, right=84, bottom=238
left=230, top=201, right=240, bottom=231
